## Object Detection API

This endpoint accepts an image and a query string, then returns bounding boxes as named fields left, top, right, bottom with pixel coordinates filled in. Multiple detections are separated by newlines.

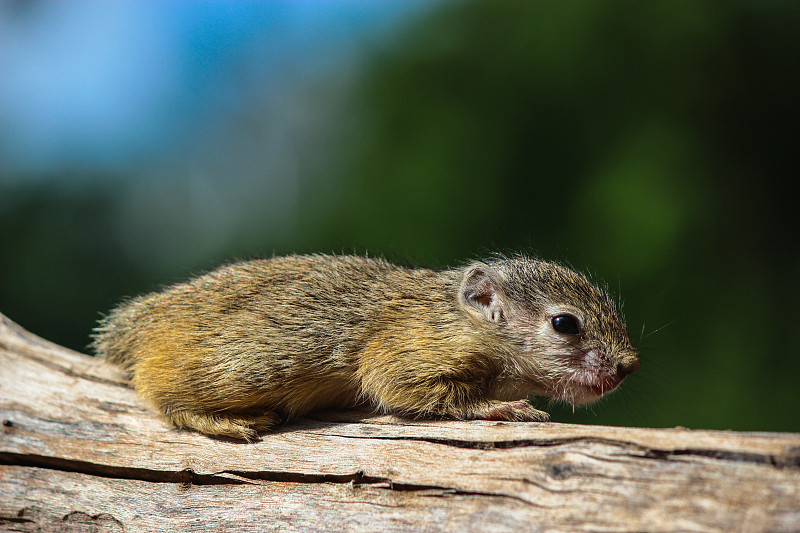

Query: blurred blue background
left=2, top=1, right=798, bottom=432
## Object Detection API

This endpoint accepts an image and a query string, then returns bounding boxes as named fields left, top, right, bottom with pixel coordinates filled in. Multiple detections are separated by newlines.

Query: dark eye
left=552, top=315, right=580, bottom=335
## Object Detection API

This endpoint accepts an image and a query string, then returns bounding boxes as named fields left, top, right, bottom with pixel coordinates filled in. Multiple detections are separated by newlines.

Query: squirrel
left=92, top=254, right=640, bottom=441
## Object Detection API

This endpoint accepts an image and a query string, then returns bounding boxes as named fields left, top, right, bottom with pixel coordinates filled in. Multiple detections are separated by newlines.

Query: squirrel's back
left=94, top=254, right=456, bottom=366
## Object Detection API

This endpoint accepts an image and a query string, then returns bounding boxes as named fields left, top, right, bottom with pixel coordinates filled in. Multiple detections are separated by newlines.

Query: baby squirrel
left=93, top=254, right=639, bottom=441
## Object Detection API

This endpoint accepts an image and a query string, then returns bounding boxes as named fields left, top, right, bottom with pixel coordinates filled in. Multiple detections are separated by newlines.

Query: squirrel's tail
left=91, top=297, right=145, bottom=370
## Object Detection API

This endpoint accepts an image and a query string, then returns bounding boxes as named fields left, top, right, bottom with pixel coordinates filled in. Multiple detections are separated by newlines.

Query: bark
left=1, top=311, right=798, bottom=532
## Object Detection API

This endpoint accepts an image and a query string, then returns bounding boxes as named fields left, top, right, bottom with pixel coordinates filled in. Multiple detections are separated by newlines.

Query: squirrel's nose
left=616, top=355, right=640, bottom=378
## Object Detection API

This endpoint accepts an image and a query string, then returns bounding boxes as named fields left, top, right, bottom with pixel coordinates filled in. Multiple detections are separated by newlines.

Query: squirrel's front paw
left=479, top=400, right=550, bottom=422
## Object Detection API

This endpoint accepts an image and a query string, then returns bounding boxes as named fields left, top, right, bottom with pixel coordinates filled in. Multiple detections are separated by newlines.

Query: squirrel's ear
left=460, top=265, right=506, bottom=323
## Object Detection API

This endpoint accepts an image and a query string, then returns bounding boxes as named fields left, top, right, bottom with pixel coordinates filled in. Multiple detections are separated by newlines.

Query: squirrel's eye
left=552, top=315, right=580, bottom=335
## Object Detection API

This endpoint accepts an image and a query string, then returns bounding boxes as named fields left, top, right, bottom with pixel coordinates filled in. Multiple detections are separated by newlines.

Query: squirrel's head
left=458, top=255, right=639, bottom=405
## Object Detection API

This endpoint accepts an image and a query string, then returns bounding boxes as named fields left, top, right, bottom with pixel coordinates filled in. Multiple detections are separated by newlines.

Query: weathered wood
left=1, top=311, right=799, bottom=532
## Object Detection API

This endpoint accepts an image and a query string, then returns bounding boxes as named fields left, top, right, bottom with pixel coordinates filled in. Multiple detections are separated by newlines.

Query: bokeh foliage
left=2, top=1, right=798, bottom=431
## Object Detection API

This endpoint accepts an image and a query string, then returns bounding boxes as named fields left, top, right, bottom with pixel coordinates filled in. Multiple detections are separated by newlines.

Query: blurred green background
left=2, top=1, right=798, bottom=432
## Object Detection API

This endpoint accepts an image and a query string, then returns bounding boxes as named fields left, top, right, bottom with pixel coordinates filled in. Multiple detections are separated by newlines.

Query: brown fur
left=93, top=254, right=639, bottom=440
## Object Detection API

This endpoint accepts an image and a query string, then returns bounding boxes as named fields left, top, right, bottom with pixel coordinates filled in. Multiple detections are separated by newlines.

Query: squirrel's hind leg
left=165, top=409, right=282, bottom=441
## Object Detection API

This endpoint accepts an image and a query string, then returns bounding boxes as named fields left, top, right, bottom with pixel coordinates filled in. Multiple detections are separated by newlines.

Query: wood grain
left=1, top=312, right=798, bottom=532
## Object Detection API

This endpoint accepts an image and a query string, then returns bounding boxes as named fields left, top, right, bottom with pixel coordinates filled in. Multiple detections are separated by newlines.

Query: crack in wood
left=0, top=453, right=244, bottom=485
left=221, top=468, right=395, bottom=487
left=0, top=451, right=556, bottom=510
left=0, top=453, right=462, bottom=494
left=0, top=507, right=126, bottom=533
left=0, top=514, right=36, bottom=525
left=324, top=433, right=800, bottom=469
left=437, top=488, right=551, bottom=509
left=643, top=447, right=800, bottom=469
